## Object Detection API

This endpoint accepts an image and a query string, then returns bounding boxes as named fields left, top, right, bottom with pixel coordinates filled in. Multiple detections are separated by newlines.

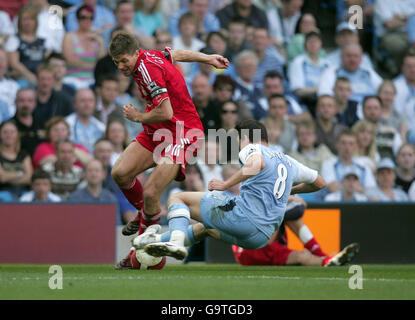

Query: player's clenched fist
left=208, top=54, right=230, bottom=69
left=208, top=179, right=227, bottom=191
left=122, top=104, right=142, bottom=122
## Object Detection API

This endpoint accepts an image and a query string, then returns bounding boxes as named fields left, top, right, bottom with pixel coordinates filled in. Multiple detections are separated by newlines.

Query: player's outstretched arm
left=290, top=175, right=326, bottom=195
left=169, top=49, right=229, bottom=69
left=208, top=154, right=265, bottom=191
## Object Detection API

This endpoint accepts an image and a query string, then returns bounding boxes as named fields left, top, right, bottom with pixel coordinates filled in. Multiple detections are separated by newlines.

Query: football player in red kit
left=109, top=33, right=229, bottom=269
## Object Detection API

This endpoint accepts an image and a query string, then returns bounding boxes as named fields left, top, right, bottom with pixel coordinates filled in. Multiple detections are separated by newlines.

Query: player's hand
left=122, top=104, right=142, bottom=122
left=208, top=179, right=227, bottom=191
left=208, top=54, right=229, bottom=69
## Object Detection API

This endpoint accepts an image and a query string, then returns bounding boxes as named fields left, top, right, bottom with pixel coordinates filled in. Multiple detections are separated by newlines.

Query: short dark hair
left=336, top=128, right=356, bottom=142
left=97, top=73, right=119, bottom=88
left=305, top=30, right=322, bottom=42
left=178, top=12, right=197, bottom=28
left=228, top=17, right=247, bottom=27
left=213, top=74, right=236, bottom=92
left=264, top=70, right=283, bottom=81
left=335, top=76, right=350, bottom=84
left=362, top=95, right=382, bottom=108
left=206, top=31, right=227, bottom=45
left=109, top=32, right=139, bottom=58
left=31, top=170, right=51, bottom=183
left=76, top=4, right=94, bottom=20
left=268, top=93, right=286, bottom=104
left=45, top=52, right=65, bottom=63
left=55, top=138, right=74, bottom=151
left=235, top=120, right=268, bottom=143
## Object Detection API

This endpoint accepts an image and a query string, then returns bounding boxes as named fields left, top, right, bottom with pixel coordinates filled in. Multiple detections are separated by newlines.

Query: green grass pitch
left=1, top=264, right=414, bottom=300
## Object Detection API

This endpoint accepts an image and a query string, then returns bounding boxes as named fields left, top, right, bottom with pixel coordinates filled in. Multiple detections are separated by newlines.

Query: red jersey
left=132, top=48, right=204, bottom=137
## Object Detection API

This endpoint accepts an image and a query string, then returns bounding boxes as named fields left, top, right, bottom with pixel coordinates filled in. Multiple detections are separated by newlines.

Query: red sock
left=321, top=256, right=331, bottom=266
left=304, top=237, right=328, bottom=257
left=138, top=210, right=162, bottom=235
left=120, top=178, right=143, bottom=212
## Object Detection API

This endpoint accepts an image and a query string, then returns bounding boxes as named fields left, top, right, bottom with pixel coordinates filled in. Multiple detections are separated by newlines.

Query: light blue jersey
left=236, top=144, right=298, bottom=238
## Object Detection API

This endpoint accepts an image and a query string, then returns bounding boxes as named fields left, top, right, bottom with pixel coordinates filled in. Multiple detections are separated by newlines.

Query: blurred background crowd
left=1, top=0, right=415, bottom=228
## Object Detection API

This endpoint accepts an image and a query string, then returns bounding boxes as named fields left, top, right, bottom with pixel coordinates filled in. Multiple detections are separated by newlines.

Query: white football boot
left=132, top=224, right=161, bottom=249
left=144, top=242, right=188, bottom=260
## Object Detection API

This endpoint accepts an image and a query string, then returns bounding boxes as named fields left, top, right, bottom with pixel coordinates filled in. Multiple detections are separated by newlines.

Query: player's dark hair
left=109, top=32, right=139, bottom=58
left=31, top=170, right=51, bottom=183
left=235, top=120, right=268, bottom=144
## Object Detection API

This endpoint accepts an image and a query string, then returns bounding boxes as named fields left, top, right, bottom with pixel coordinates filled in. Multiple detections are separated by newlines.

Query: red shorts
left=135, top=129, right=204, bottom=181
left=232, top=241, right=293, bottom=266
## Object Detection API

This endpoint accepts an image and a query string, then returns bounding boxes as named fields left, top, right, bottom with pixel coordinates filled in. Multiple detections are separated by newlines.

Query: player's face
left=113, top=51, right=140, bottom=76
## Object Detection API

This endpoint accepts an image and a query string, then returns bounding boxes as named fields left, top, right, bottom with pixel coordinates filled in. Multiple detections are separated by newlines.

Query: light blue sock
left=167, top=202, right=191, bottom=245
left=160, top=225, right=197, bottom=246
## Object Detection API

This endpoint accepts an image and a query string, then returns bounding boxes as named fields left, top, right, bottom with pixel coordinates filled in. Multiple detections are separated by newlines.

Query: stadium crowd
left=1, top=0, right=415, bottom=227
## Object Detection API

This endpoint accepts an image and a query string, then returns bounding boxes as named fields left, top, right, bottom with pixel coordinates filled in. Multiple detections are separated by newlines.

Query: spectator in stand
left=0, top=49, right=19, bottom=117
left=42, top=138, right=83, bottom=200
left=101, top=1, right=135, bottom=48
left=104, top=119, right=129, bottom=167
left=318, top=43, right=382, bottom=104
left=374, top=0, right=415, bottom=76
left=315, top=95, right=347, bottom=155
left=393, top=50, right=415, bottom=143
left=115, top=72, right=133, bottom=107
left=321, top=129, right=376, bottom=194
left=34, top=64, right=73, bottom=129
left=0, top=1, right=26, bottom=20
left=288, top=120, right=334, bottom=172
left=222, top=164, right=241, bottom=196
left=133, top=0, right=163, bottom=38
left=62, top=4, right=106, bottom=89
left=187, top=47, right=218, bottom=87
left=262, top=94, right=296, bottom=153
left=69, top=159, right=122, bottom=224
left=94, top=26, right=125, bottom=85
left=11, top=88, right=42, bottom=157
left=395, top=143, right=415, bottom=194
left=197, top=139, right=223, bottom=190
left=5, top=5, right=49, bottom=86
left=173, top=12, right=205, bottom=81
left=267, top=0, right=303, bottom=47
left=212, top=74, right=253, bottom=122
left=351, top=120, right=379, bottom=173
left=251, top=27, right=286, bottom=91
left=45, top=53, right=76, bottom=101
left=286, top=13, right=320, bottom=61
left=24, top=0, right=65, bottom=53
left=263, top=117, right=284, bottom=152
left=362, top=95, right=402, bottom=159
left=0, top=120, right=33, bottom=199
left=409, top=180, right=415, bottom=201
left=32, top=116, right=92, bottom=170
left=257, top=70, right=311, bottom=124
left=324, top=170, right=368, bottom=202
left=333, top=77, right=359, bottom=128
left=325, top=22, right=374, bottom=70
left=216, top=0, right=268, bottom=30
left=0, top=99, right=11, bottom=124
left=366, top=158, right=409, bottom=202
left=65, top=0, right=116, bottom=35
left=191, top=74, right=221, bottom=133
left=169, top=163, right=205, bottom=195
left=93, top=138, right=137, bottom=224
left=219, top=101, right=239, bottom=131
left=206, top=31, right=227, bottom=58
left=288, top=31, right=329, bottom=115
left=168, top=0, right=220, bottom=39
left=94, top=74, right=124, bottom=125
left=223, top=18, right=251, bottom=62
left=0, top=10, right=14, bottom=47
left=19, top=169, right=61, bottom=202
left=232, top=50, right=265, bottom=120
left=377, top=80, right=407, bottom=143
left=66, top=89, right=105, bottom=153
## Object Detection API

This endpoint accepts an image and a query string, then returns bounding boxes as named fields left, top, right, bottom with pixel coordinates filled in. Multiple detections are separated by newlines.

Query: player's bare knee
left=167, top=192, right=183, bottom=207
left=111, top=166, right=131, bottom=186
left=143, top=184, right=160, bottom=203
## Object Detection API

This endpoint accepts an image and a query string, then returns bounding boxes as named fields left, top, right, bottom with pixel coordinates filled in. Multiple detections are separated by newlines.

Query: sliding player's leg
left=285, top=250, right=326, bottom=266
left=112, top=140, right=156, bottom=235
left=285, top=218, right=328, bottom=257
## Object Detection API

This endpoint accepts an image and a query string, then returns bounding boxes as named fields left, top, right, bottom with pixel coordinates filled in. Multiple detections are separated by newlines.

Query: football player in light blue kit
left=132, top=120, right=327, bottom=260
